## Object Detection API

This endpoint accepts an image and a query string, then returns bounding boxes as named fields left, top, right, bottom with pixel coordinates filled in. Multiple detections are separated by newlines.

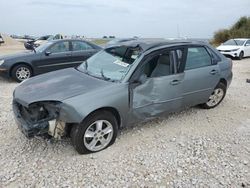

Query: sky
left=1, top=0, right=250, bottom=38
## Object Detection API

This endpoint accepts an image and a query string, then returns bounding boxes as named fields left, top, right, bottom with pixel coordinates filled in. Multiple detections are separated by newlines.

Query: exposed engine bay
left=13, top=100, right=66, bottom=139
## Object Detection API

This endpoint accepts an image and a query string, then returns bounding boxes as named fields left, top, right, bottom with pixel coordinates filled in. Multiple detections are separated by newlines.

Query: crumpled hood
left=14, top=68, right=112, bottom=107
left=217, top=45, right=241, bottom=51
left=0, top=51, right=35, bottom=60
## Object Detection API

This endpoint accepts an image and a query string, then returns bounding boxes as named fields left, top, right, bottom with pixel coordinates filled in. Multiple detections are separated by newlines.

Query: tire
left=238, top=51, right=244, bottom=60
left=201, top=82, right=226, bottom=109
left=11, top=64, right=32, bottom=82
left=71, top=110, right=118, bottom=154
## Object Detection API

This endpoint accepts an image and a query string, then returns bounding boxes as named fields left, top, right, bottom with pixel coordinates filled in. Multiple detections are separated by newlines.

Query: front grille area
left=12, top=100, right=53, bottom=137
left=219, top=50, right=231, bottom=52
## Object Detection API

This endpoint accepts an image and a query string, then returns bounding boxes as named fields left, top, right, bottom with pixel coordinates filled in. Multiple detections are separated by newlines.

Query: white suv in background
left=217, top=38, right=250, bottom=60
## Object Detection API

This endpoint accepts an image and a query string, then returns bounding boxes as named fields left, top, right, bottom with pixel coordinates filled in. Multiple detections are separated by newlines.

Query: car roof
left=106, top=39, right=208, bottom=52
left=51, top=39, right=88, bottom=43
left=233, top=38, right=250, bottom=40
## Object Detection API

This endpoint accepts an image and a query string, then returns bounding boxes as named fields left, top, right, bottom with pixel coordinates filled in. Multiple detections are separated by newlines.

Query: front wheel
left=201, top=82, right=226, bottom=109
left=71, top=111, right=118, bottom=154
left=238, top=51, right=244, bottom=60
left=11, top=64, right=32, bottom=82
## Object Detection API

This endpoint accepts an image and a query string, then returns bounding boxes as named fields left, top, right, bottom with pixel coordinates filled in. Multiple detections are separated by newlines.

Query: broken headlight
left=20, top=101, right=61, bottom=124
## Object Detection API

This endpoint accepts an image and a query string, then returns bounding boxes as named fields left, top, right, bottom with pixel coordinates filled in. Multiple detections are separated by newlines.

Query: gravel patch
left=0, top=58, right=250, bottom=187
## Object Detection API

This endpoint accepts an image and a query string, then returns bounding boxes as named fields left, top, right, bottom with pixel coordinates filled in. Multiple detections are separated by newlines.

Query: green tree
left=212, top=16, right=250, bottom=46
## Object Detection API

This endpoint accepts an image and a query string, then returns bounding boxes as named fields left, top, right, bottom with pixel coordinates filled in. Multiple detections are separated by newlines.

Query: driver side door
left=33, top=41, right=72, bottom=74
left=129, top=48, right=185, bottom=123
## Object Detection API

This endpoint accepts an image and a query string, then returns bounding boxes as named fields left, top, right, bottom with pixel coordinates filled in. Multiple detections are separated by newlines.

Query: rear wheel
left=71, top=111, right=118, bottom=154
left=201, top=82, right=226, bottom=109
left=238, top=51, right=244, bottom=60
left=11, top=64, right=32, bottom=82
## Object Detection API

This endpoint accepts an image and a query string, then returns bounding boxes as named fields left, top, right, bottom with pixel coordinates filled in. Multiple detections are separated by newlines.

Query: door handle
left=210, top=70, right=218, bottom=75
left=170, top=80, right=181, bottom=85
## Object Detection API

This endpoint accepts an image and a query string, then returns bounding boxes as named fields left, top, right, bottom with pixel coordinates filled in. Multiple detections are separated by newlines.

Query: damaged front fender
left=58, top=103, right=83, bottom=123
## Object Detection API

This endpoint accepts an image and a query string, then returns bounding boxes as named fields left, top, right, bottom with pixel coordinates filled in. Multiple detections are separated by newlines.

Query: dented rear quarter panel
left=218, top=58, right=233, bottom=87
left=207, top=44, right=233, bottom=87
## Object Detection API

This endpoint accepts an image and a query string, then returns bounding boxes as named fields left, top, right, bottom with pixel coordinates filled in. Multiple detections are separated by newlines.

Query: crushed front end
left=12, top=100, right=65, bottom=138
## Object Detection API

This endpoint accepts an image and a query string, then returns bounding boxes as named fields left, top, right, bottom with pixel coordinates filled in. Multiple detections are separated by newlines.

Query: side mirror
left=45, top=51, right=51, bottom=56
left=133, top=74, right=147, bottom=84
left=245, top=43, right=250, bottom=46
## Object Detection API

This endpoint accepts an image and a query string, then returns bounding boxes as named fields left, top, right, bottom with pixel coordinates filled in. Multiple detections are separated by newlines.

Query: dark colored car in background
left=24, top=34, right=65, bottom=50
left=24, top=35, right=53, bottom=50
left=0, top=39, right=102, bottom=82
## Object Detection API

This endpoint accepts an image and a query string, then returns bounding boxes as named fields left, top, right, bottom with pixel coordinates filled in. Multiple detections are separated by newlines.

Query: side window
left=206, top=47, right=221, bottom=64
left=185, top=47, right=211, bottom=70
left=72, top=41, right=93, bottom=51
left=246, top=40, right=250, bottom=45
left=49, top=42, right=69, bottom=53
left=141, top=51, right=174, bottom=78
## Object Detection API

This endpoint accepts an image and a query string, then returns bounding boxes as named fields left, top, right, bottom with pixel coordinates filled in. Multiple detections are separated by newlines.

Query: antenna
left=177, top=24, right=180, bottom=39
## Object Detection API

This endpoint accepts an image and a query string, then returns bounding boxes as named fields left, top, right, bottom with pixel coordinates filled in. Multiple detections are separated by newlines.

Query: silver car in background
left=13, top=40, right=233, bottom=154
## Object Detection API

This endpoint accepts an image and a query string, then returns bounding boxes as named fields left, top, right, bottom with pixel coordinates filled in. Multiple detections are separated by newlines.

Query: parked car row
left=9, top=39, right=233, bottom=154
left=0, top=39, right=101, bottom=82
left=24, top=34, right=64, bottom=50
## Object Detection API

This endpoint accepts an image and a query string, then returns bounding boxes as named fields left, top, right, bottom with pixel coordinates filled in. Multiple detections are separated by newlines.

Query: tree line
left=212, top=16, right=250, bottom=46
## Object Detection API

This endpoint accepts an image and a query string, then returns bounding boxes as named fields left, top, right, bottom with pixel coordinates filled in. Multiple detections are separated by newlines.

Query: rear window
left=49, top=41, right=70, bottom=53
left=185, top=47, right=211, bottom=70
left=72, top=41, right=93, bottom=51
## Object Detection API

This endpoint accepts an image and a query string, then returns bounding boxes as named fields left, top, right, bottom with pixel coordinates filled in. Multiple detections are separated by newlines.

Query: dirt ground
left=0, top=46, right=249, bottom=187
left=0, top=44, right=26, bottom=55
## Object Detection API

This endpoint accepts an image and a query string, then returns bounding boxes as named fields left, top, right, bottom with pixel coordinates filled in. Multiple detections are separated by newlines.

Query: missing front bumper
left=12, top=100, right=64, bottom=138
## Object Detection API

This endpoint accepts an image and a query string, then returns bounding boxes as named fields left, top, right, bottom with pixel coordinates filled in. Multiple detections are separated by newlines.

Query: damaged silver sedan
left=12, top=40, right=233, bottom=154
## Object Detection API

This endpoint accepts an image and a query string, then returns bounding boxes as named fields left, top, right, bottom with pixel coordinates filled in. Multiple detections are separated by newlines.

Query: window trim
left=205, top=46, right=222, bottom=65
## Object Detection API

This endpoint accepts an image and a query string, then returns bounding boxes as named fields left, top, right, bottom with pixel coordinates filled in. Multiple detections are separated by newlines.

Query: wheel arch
left=81, top=107, right=122, bottom=129
left=239, top=50, right=244, bottom=59
left=9, top=62, right=33, bottom=77
left=219, top=78, right=227, bottom=87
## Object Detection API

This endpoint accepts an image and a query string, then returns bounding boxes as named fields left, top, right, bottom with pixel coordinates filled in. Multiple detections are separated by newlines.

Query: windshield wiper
left=32, top=46, right=36, bottom=53
left=100, top=69, right=111, bottom=81
left=85, top=60, right=88, bottom=70
left=76, top=61, right=89, bottom=74
left=99, top=69, right=117, bottom=82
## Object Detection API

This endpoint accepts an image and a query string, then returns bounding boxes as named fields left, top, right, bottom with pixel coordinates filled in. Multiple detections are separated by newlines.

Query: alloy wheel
left=83, top=120, right=114, bottom=152
left=206, top=88, right=224, bottom=107
left=16, top=67, right=31, bottom=81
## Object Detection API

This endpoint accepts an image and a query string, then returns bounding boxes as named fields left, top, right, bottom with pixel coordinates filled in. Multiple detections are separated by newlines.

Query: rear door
left=34, top=41, right=72, bottom=74
left=129, top=48, right=185, bottom=122
left=70, top=41, right=98, bottom=65
left=182, top=46, right=220, bottom=107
